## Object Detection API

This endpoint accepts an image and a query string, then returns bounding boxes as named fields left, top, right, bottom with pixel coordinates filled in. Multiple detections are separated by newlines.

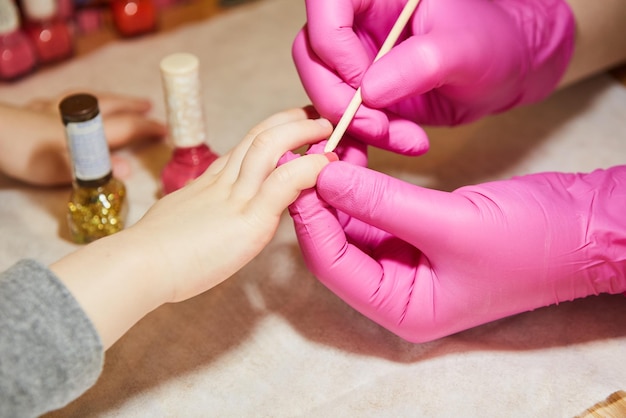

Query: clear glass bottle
left=160, top=52, right=218, bottom=195
left=59, top=93, right=128, bottom=244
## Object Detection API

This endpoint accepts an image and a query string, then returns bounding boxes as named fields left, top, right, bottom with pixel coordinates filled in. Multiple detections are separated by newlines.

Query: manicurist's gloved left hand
left=286, top=156, right=626, bottom=343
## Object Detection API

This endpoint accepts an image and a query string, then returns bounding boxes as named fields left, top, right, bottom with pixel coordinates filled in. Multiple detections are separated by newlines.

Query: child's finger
left=231, top=118, right=332, bottom=199
left=248, top=153, right=337, bottom=220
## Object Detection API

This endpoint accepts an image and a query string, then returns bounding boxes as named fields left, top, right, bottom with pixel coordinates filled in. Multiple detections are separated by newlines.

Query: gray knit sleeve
left=0, top=259, right=104, bottom=417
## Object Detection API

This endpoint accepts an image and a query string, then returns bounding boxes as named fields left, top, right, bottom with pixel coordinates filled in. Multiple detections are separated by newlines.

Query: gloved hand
left=293, top=0, right=575, bottom=155
left=287, top=158, right=626, bottom=343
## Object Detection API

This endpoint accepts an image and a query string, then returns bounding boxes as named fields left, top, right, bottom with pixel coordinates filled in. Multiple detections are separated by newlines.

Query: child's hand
left=137, top=107, right=335, bottom=303
left=51, top=107, right=335, bottom=347
left=25, top=90, right=167, bottom=150
left=0, top=91, right=166, bottom=186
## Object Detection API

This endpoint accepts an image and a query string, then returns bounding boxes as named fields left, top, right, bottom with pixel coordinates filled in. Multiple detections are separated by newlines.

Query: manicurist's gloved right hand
left=293, top=0, right=575, bottom=155
left=287, top=159, right=626, bottom=343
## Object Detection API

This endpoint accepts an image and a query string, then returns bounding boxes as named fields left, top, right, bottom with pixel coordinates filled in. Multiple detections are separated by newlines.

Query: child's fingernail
left=324, top=152, right=339, bottom=162
left=316, top=118, right=332, bottom=128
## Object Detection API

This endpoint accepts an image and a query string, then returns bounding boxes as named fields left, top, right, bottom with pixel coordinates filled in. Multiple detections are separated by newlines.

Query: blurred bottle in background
left=110, top=0, right=157, bottom=37
left=71, top=0, right=105, bottom=35
left=0, top=0, right=37, bottom=81
left=20, top=0, right=74, bottom=64
left=57, top=0, right=74, bottom=20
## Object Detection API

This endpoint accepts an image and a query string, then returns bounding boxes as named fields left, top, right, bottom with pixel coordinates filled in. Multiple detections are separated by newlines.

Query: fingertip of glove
left=348, top=110, right=390, bottom=141
left=318, top=160, right=351, bottom=184
left=387, top=119, right=430, bottom=156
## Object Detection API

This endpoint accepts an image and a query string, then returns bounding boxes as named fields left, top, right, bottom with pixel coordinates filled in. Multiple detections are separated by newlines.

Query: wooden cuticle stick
left=324, top=0, right=422, bottom=153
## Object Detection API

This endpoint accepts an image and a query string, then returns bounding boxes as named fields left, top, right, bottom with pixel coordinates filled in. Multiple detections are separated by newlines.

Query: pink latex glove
left=287, top=159, right=626, bottom=343
left=293, top=0, right=575, bottom=155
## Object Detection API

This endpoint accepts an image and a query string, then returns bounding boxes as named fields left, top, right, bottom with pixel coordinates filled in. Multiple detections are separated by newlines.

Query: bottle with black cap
left=59, top=93, right=127, bottom=244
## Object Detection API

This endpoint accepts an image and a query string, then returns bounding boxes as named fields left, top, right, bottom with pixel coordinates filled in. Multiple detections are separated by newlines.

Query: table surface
left=1, top=0, right=625, bottom=416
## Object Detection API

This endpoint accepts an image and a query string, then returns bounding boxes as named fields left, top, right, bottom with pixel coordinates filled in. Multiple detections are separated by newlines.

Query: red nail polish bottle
left=0, top=0, right=37, bottom=81
left=160, top=53, right=219, bottom=195
left=110, top=0, right=157, bottom=38
left=21, top=0, right=74, bottom=64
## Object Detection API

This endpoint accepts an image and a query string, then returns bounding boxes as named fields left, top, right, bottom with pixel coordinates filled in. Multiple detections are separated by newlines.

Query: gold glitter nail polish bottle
left=59, top=93, right=127, bottom=244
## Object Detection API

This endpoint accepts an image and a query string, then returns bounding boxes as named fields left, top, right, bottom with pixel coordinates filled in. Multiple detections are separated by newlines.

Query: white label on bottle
left=0, top=0, right=20, bottom=33
left=66, top=114, right=112, bottom=181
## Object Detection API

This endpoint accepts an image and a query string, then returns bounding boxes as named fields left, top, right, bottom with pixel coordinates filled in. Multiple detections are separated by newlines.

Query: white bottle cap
left=21, top=0, right=58, bottom=20
left=0, top=0, right=20, bottom=34
left=160, top=52, right=207, bottom=148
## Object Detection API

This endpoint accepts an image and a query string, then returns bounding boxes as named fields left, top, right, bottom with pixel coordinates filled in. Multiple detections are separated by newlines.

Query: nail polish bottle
left=152, top=0, right=178, bottom=11
left=160, top=52, right=219, bottom=195
left=21, top=0, right=74, bottom=64
left=0, top=0, right=37, bottom=81
left=110, top=0, right=157, bottom=38
left=60, top=93, right=128, bottom=244
left=56, top=0, right=74, bottom=20
left=74, top=6, right=104, bottom=35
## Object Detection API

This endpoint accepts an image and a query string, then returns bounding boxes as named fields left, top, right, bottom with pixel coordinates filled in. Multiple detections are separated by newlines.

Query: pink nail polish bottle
left=74, top=6, right=104, bottom=35
left=160, top=52, right=219, bottom=195
left=21, top=0, right=74, bottom=64
left=56, top=0, right=74, bottom=20
left=0, top=0, right=37, bottom=81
